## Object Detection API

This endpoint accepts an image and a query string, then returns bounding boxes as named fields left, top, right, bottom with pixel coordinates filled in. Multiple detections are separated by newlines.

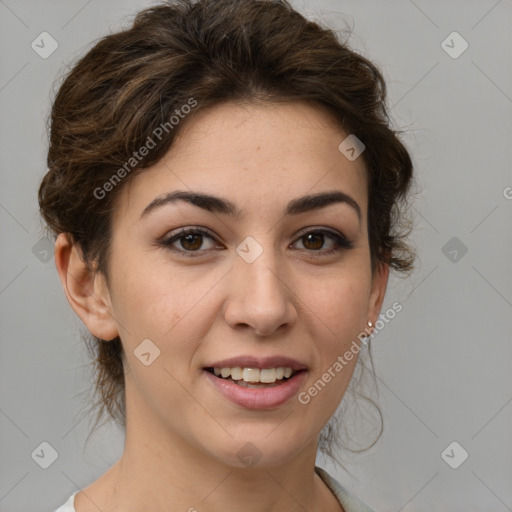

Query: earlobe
left=54, top=233, right=119, bottom=341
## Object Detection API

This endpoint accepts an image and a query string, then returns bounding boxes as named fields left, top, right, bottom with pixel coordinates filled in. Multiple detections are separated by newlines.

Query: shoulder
left=315, top=466, right=376, bottom=512
left=53, top=491, right=78, bottom=512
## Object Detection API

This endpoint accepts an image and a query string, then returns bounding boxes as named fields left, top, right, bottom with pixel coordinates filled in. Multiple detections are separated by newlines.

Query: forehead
left=114, top=100, right=368, bottom=225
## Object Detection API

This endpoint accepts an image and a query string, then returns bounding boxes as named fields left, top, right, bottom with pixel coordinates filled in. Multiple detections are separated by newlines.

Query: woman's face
left=90, top=100, right=388, bottom=468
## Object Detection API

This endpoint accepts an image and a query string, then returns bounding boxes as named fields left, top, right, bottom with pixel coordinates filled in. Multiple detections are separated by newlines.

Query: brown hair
left=38, top=0, right=416, bottom=467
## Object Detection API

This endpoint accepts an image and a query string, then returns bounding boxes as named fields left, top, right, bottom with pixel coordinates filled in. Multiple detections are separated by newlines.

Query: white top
left=54, top=466, right=375, bottom=512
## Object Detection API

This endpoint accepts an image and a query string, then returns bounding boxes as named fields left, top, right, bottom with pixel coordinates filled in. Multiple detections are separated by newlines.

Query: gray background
left=1, top=0, right=511, bottom=511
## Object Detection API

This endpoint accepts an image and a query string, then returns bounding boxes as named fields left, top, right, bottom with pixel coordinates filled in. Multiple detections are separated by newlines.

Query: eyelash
left=159, top=227, right=354, bottom=258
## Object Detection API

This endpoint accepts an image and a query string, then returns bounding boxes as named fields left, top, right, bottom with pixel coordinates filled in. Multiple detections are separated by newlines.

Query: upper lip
left=204, top=356, right=308, bottom=371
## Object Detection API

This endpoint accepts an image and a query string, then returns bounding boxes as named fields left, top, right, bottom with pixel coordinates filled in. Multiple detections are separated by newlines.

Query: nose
left=223, top=245, right=297, bottom=337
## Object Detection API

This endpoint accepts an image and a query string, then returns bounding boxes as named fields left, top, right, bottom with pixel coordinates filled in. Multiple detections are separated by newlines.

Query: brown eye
left=301, top=232, right=325, bottom=250
left=160, top=227, right=353, bottom=258
left=293, top=229, right=354, bottom=255
left=161, top=228, right=220, bottom=256
left=180, top=232, right=203, bottom=251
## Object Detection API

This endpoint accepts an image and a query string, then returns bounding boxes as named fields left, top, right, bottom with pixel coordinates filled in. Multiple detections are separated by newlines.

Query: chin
left=208, top=432, right=311, bottom=470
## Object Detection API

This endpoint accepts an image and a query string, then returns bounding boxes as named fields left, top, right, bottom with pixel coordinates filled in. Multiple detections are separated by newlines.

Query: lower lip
left=203, top=370, right=307, bottom=409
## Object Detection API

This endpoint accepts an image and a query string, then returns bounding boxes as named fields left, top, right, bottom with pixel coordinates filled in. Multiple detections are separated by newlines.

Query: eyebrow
left=139, top=189, right=361, bottom=224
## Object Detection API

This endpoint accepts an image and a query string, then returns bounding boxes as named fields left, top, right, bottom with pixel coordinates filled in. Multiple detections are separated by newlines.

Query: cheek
left=300, top=273, right=370, bottom=347
left=110, top=255, right=223, bottom=350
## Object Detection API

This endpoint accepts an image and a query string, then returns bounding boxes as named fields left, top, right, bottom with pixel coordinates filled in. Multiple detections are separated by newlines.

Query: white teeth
left=259, top=368, right=276, bottom=383
left=230, top=367, right=243, bottom=380
left=211, top=366, right=296, bottom=383
left=243, top=368, right=260, bottom=382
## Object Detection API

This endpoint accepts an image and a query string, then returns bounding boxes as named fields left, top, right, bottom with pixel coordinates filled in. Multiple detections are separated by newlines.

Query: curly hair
left=38, top=0, right=416, bottom=468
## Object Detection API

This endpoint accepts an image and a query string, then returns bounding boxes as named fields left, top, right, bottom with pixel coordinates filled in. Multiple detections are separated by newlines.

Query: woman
left=40, top=0, right=415, bottom=510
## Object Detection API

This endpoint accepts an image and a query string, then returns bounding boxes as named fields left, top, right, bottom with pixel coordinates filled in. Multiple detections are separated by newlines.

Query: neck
left=84, top=386, right=341, bottom=512
left=109, top=433, right=326, bottom=512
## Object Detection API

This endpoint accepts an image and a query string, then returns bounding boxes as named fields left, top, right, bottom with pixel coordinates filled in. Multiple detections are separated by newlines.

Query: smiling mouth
left=205, top=367, right=303, bottom=388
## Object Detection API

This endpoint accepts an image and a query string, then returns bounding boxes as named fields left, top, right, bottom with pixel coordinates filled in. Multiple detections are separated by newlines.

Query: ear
left=54, top=232, right=119, bottom=341
left=366, top=261, right=390, bottom=330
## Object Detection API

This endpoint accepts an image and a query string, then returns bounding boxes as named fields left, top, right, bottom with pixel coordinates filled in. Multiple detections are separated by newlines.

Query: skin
left=55, top=100, right=389, bottom=512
